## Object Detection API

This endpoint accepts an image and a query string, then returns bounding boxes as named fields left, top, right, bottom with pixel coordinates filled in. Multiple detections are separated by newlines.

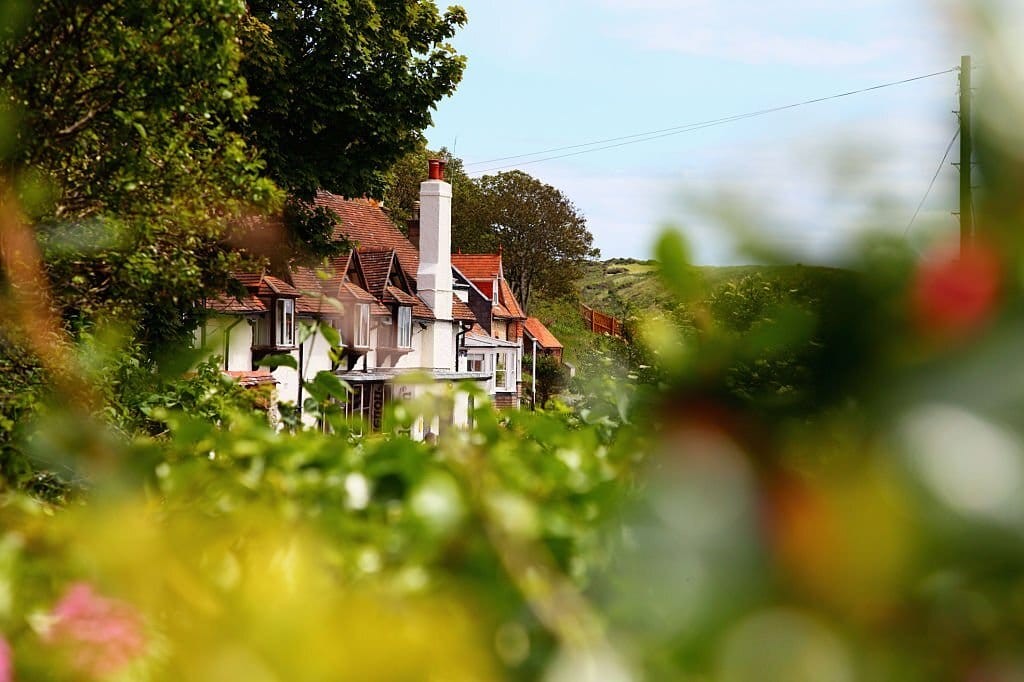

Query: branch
left=55, top=108, right=98, bottom=138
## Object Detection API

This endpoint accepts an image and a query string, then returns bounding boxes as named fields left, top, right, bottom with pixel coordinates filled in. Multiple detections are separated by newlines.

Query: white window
left=276, top=298, right=295, bottom=346
left=495, top=352, right=508, bottom=390
left=355, top=303, right=370, bottom=347
left=397, top=306, right=412, bottom=348
left=467, top=355, right=484, bottom=373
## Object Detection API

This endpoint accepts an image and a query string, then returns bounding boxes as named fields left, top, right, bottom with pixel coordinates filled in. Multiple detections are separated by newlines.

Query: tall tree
left=383, top=144, right=493, bottom=251
left=240, top=1, right=468, bottom=201
left=0, top=0, right=280, bottom=348
left=474, top=171, right=598, bottom=313
left=384, top=157, right=599, bottom=311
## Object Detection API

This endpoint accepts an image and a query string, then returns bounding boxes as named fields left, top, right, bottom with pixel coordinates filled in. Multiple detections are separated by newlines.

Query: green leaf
left=312, top=370, right=350, bottom=402
left=319, top=321, right=342, bottom=349
left=257, top=353, right=297, bottom=370
left=297, top=320, right=316, bottom=345
left=655, top=229, right=699, bottom=301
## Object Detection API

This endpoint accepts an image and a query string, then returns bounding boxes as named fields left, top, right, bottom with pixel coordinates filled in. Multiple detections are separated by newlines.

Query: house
left=451, top=252, right=527, bottom=410
left=198, top=160, right=527, bottom=436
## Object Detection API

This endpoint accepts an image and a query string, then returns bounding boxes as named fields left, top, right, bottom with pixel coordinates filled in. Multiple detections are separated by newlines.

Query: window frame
left=354, top=303, right=370, bottom=348
left=396, top=306, right=412, bottom=348
left=276, top=298, right=295, bottom=347
left=494, top=351, right=508, bottom=390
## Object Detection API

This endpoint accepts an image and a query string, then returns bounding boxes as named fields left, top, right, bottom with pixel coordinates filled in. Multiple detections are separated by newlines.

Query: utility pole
left=959, top=54, right=973, bottom=254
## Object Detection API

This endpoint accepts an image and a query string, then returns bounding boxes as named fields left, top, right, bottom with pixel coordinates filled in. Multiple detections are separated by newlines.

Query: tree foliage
left=240, top=1, right=468, bottom=200
left=471, top=171, right=598, bottom=312
left=386, top=157, right=599, bottom=312
left=0, top=0, right=281, bottom=348
left=531, top=354, right=568, bottom=406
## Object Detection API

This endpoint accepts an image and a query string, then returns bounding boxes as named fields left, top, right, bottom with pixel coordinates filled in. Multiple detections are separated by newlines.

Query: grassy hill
left=528, top=259, right=853, bottom=373
left=575, top=258, right=851, bottom=321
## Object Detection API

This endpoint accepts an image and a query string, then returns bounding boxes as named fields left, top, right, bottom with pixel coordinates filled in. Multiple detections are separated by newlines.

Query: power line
left=904, top=129, right=959, bottom=237
left=465, top=68, right=958, bottom=176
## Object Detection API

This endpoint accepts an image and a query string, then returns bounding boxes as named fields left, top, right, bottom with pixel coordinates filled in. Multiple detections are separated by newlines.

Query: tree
left=474, top=171, right=598, bottom=313
left=383, top=145, right=494, bottom=251
left=240, top=1, right=468, bottom=201
left=532, top=354, right=568, bottom=406
left=0, top=0, right=281, bottom=349
left=385, top=158, right=599, bottom=312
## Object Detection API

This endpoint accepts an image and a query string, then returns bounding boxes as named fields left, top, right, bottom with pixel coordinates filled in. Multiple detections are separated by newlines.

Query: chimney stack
left=416, top=160, right=455, bottom=369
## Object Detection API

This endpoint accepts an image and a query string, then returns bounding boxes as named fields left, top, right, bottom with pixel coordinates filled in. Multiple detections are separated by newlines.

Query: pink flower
left=43, top=582, right=145, bottom=678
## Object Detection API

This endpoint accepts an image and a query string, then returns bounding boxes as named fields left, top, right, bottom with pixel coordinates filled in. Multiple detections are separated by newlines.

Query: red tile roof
left=451, top=254, right=502, bottom=280
left=232, top=272, right=264, bottom=288
left=356, top=248, right=395, bottom=299
left=288, top=262, right=388, bottom=317
left=225, top=370, right=278, bottom=388
left=315, top=193, right=420, bottom=275
left=324, top=253, right=352, bottom=296
left=288, top=265, right=334, bottom=314
left=497, top=279, right=525, bottom=319
left=341, top=283, right=391, bottom=316
left=451, top=253, right=525, bottom=321
left=384, top=285, right=435, bottom=320
left=452, top=297, right=477, bottom=322
left=208, top=273, right=300, bottom=313
left=208, top=293, right=266, bottom=314
left=524, top=317, right=563, bottom=350
left=260, top=275, right=301, bottom=297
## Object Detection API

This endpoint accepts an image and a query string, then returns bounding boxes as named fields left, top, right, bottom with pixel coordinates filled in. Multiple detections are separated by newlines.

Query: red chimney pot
left=428, top=159, right=445, bottom=181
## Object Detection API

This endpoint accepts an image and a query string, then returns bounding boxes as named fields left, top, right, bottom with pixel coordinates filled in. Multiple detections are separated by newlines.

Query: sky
left=425, top=0, right=981, bottom=264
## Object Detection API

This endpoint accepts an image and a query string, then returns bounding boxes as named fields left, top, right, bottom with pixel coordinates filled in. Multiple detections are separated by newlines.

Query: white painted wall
left=198, top=315, right=255, bottom=372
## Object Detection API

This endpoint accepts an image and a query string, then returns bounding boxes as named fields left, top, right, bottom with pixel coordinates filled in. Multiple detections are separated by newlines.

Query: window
left=355, top=303, right=370, bottom=347
left=254, top=316, right=272, bottom=347
left=467, top=355, right=484, bottom=373
left=397, top=306, right=412, bottom=348
left=344, top=385, right=366, bottom=435
left=276, top=298, right=295, bottom=346
left=494, top=352, right=507, bottom=389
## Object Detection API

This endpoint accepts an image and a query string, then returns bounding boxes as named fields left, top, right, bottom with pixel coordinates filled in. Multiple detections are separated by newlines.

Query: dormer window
left=397, top=306, right=412, bottom=348
left=254, top=297, right=296, bottom=348
left=276, top=299, right=295, bottom=347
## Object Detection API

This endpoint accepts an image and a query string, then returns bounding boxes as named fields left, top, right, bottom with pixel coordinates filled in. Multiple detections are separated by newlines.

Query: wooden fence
left=580, top=304, right=625, bottom=338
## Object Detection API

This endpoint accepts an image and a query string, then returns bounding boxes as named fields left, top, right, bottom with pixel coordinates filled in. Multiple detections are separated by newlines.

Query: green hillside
left=576, top=258, right=851, bottom=320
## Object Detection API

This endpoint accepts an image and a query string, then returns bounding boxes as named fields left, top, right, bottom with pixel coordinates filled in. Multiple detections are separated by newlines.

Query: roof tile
left=315, top=193, right=420, bottom=275
left=451, top=254, right=502, bottom=280
left=524, top=317, right=563, bottom=349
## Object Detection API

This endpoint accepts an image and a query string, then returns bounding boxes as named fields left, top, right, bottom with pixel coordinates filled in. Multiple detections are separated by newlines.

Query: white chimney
left=417, top=159, right=455, bottom=370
